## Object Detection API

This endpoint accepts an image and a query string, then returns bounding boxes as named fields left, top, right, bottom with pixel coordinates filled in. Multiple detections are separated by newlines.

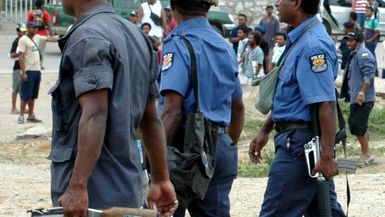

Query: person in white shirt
left=271, top=32, right=287, bottom=68
left=138, top=0, right=164, bottom=38
left=237, top=27, right=250, bottom=84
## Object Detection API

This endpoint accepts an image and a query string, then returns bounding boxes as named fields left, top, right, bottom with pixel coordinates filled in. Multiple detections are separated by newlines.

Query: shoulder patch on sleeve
left=162, top=52, right=174, bottom=71
left=310, top=54, right=327, bottom=73
left=362, top=53, right=369, bottom=57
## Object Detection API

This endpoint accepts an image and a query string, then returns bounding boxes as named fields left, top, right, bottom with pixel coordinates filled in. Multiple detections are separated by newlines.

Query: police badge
left=310, top=54, right=327, bottom=73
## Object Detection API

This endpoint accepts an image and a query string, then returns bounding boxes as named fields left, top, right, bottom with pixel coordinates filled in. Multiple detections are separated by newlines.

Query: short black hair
left=141, top=22, right=152, bottom=30
left=275, top=32, right=287, bottom=40
left=350, top=11, right=357, bottom=21
left=266, top=5, right=274, bottom=10
left=300, top=0, right=320, bottom=15
left=343, top=21, right=355, bottom=29
left=171, top=0, right=211, bottom=16
left=249, top=31, right=262, bottom=46
left=366, top=6, right=374, bottom=12
left=238, top=13, right=248, bottom=20
left=238, top=26, right=248, bottom=34
left=35, top=0, right=44, bottom=7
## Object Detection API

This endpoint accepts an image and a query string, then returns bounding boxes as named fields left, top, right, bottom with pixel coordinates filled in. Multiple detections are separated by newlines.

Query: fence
left=1, top=0, right=60, bottom=23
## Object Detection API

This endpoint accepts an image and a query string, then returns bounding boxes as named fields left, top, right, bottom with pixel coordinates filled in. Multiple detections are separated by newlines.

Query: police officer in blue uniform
left=159, top=0, right=245, bottom=216
left=249, top=0, right=346, bottom=216
left=49, top=0, right=177, bottom=216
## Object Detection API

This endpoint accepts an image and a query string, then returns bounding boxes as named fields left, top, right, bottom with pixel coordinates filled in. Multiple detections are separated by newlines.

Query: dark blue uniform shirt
left=49, top=4, right=158, bottom=209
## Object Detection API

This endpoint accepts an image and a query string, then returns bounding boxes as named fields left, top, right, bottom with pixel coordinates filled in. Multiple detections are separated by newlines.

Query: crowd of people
left=7, top=0, right=381, bottom=216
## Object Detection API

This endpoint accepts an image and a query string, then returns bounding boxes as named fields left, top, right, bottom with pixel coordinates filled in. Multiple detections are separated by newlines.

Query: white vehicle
left=320, top=0, right=385, bottom=35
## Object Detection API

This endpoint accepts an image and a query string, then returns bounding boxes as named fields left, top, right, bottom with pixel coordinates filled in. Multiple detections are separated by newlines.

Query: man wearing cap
left=17, top=21, right=43, bottom=124
left=17, top=21, right=57, bottom=124
left=9, top=23, right=27, bottom=114
left=159, top=0, right=244, bottom=216
left=340, top=21, right=356, bottom=70
left=345, top=31, right=376, bottom=166
left=249, top=0, right=346, bottom=216
left=129, top=11, right=140, bottom=27
left=49, top=0, right=177, bottom=216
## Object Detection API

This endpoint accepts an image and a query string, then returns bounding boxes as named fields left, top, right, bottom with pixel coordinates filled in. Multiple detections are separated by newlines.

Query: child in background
left=271, top=32, right=287, bottom=68
left=237, top=27, right=249, bottom=84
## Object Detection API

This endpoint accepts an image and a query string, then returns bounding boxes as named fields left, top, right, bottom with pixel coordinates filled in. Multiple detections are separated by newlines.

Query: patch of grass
left=339, top=101, right=385, bottom=141
left=237, top=103, right=385, bottom=177
left=238, top=144, right=275, bottom=177
left=238, top=118, right=264, bottom=146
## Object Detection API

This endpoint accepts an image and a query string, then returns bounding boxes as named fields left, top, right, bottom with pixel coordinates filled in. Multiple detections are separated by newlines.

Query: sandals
left=27, top=116, right=42, bottom=123
left=17, top=115, right=25, bottom=124
left=10, top=110, right=20, bottom=115
left=357, top=157, right=375, bottom=167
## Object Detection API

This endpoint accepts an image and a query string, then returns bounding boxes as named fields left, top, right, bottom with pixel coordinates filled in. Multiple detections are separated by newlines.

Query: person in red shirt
left=163, top=5, right=177, bottom=38
left=26, top=0, right=54, bottom=69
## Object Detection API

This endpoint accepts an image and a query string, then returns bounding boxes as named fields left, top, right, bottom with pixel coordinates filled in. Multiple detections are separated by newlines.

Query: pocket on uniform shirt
left=48, top=147, right=74, bottom=163
left=49, top=84, right=67, bottom=132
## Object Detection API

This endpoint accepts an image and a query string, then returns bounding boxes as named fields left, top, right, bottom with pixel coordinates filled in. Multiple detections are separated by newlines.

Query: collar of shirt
left=59, top=4, right=114, bottom=50
left=171, top=17, right=210, bottom=35
left=286, top=16, right=318, bottom=47
left=353, top=43, right=365, bottom=54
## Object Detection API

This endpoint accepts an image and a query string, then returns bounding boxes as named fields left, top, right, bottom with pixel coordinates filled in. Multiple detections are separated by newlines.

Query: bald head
left=62, top=0, right=106, bottom=18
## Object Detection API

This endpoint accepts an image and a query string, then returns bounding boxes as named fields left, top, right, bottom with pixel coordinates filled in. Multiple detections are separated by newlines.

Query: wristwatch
left=358, top=91, right=365, bottom=96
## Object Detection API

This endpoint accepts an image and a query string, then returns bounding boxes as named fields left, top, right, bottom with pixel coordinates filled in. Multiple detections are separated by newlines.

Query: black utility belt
left=274, top=121, right=311, bottom=133
left=217, top=126, right=227, bottom=134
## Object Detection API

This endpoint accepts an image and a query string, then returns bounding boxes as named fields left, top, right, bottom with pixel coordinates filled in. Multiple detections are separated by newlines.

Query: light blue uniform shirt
left=272, top=16, right=338, bottom=122
left=159, top=17, right=242, bottom=126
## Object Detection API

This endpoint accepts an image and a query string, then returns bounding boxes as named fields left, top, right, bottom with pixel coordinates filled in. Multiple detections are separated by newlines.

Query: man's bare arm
left=18, top=52, right=28, bottom=81
left=227, top=98, right=245, bottom=144
left=161, top=91, right=183, bottom=144
left=59, top=89, right=109, bottom=216
left=69, top=89, right=109, bottom=188
left=140, top=100, right=178, bottom=215
left=140, top=100, right=170, bottom=181
left=312, top=101, right=338, bottom=180
left=10, top=52, right=19, bottom=58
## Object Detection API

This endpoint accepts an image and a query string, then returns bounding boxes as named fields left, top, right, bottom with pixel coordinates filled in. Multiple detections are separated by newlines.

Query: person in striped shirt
left=352, top=0, right=368, bottom=27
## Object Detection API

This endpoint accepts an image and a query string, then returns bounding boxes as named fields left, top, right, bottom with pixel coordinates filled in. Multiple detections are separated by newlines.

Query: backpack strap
left=178, top=35, right=199, bottom=112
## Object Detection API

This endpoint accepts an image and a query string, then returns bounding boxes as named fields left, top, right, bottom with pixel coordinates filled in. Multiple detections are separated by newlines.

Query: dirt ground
left=0, top=73, right=385, bottom=217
